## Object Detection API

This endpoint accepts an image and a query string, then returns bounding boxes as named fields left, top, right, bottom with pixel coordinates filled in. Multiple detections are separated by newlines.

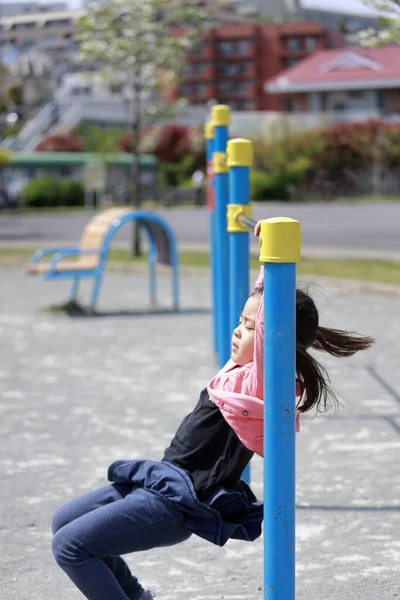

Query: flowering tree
left=35, top=132, right=84, bottom=152
left=78, top=0, right=211, bottom=255
left=359, top=1, right=400, bottom=45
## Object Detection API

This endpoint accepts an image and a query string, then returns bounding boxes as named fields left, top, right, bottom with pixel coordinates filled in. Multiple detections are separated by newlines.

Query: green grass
left=2, top=246, right=400, bottom=286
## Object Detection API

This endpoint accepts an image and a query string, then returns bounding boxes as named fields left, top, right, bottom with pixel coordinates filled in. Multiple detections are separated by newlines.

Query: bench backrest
left=78, top=207, right=130, bottom=266
left=77, top=207, right=176, bottom=269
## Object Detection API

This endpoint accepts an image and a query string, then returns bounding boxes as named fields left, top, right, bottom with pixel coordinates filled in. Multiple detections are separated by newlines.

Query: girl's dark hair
left=254, top=287, right=375, bottom=414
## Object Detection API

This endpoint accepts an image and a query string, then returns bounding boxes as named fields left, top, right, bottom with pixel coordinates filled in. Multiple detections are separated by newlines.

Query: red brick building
left=176, top=21, right=343, bottom=111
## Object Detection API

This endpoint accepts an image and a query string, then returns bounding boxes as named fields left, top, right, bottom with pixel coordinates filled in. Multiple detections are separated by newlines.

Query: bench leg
left=149, top=255, right=156, bottom=307
left=172, top=263, right=179, bottom=311
left=90, top=274, right=103, bottom=309
left=70, top=278, right=80, bottom=302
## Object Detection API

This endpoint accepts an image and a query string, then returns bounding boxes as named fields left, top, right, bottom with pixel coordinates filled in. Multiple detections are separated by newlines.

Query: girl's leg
left=52, top=483, right=139, bottom=598
left=51, top=487, right=192, bottom=600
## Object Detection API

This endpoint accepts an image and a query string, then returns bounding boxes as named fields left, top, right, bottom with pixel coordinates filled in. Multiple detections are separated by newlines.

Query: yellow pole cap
left=204, top=121, right=214, bottom=140
left=227, top=138, right=253, bottom=167
left=259, top=217, right=301, bottom=263
left=211, top=105, right=231, bottom=126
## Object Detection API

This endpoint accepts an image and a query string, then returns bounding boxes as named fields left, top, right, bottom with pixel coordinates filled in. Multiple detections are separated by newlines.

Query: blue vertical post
left=260, top=218, right=301, bottom=600
left=212, top=104, right=231, bottom=368
left=205, top=121, right=218, bottom=357
left=227, top=138, right=254, bottom=484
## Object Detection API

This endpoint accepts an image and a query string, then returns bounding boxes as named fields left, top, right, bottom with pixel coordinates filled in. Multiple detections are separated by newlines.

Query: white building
left=0, top=2, right=67, bottom=17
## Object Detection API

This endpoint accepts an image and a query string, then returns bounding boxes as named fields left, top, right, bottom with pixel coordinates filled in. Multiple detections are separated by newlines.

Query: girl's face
left=231, top=294, right=260, bottom=366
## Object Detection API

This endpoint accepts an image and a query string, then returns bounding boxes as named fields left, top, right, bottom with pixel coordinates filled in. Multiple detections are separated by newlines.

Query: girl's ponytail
left=312, top=326, right=374, bottom=357
left=295, top=291, right=375, bottom=414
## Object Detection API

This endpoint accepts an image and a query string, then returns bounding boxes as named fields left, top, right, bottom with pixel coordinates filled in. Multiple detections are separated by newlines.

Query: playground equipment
left=27, top=208, right=179, bottom=310
left=206, top=105, right=301, bottom=600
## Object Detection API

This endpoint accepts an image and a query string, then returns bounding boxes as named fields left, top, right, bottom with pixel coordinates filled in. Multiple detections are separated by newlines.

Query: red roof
left=266, top=46, right=400, bottom=94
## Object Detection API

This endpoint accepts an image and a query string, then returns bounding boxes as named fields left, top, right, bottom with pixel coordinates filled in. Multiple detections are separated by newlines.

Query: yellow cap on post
left=259, top=217, right=301, bottom=263
left=227, top=138, right=253, bottom=167
left=204, top=121, right=214, bottom=140
left=211, top=105, right=231, bottom=126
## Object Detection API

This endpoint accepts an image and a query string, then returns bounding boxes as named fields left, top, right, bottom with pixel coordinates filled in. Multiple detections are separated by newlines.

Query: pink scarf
left=207, top=267, right=300, bottom=457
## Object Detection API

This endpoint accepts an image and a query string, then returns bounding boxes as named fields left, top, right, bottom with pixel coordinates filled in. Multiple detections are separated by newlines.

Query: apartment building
left=1, top=2, right=67, bottom=17
left=0, top=9, right=84, bottom=48
left=177, top=21, right=343, bottom=111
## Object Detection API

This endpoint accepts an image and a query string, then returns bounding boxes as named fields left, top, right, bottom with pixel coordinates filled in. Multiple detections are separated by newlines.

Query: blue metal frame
left=214, top=125, right=230, bottom=368
left=228, top=165, right=251, bottom=485
left=27, top=210, right=180, bottom=310
left=263, top=262, right=296, bottom=600
left=207, top=135, right=218, bottom=357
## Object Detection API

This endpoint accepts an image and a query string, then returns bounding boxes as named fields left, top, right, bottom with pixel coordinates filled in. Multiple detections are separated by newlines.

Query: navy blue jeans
left=51, top=483, right=192, bottom=600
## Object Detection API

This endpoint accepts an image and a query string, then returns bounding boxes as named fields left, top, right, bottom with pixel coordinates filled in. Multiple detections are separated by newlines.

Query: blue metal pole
left=260, top=218, right=301, bottom=600
left=205, top=122, right=218, bottom=357
left=227, top=138, right=253, bottom=485
left=212, top=105, right=231, bottom=369
left=228, top=167, right=250, bottom=333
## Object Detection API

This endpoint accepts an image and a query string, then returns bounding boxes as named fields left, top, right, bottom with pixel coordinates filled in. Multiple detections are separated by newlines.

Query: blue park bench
left=27, top=207, right=179, bottom=310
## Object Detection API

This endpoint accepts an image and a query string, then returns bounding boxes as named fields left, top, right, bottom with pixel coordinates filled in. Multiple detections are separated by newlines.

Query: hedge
left=22, top=177, right=84, bottom=208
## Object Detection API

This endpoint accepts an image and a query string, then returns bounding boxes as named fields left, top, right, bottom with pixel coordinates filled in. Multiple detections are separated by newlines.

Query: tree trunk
left=131, top=81, right=142, bottom=257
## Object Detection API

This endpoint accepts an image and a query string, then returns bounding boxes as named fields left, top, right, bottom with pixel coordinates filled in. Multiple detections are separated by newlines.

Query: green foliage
left=358, top=0, right=400, bottom=45
left=76, top=124, right=122, bottom=153
left=22, top=178, right=84, bottom=208
left=250, top=157, right=311, bottom=201
left=7, top=84, right=23, bottom=106
left=62, top=180, right=85, bottom=206
left=0, top=149, right=11, bottom=167
left=251, top=119, right=400, bottom=197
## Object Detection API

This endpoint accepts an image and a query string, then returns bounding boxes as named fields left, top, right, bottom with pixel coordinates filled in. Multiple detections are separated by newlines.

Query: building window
left=189, top=41, right=208, bottom=55
left=182, top=64, right=192, bottom=76
left=284, top=98, right=295, bottom=112
left=192, top=63, right=206, bottom=76
left=71, top=86, right=92, bottom=96
left=348, top=90, right=363, bottom=99
left=284, top=58, right=300, bottom=68
left=44, top=19, right=72, bottom=27
left=218, top=40, right=235, bottom=55
left=377, top=89, right=386, bottom=112
left=237, top=39, right=252, bottom=54
left=305, top=36, right=317, bottom=51
left=238, top=80, right=254, bottom=93
left=239, top=60, right=251, bottom=73
left=217, top=81, right=235, bottom=93
left=193, top=83, right=207, bottom=96
left=285, top=37, right=301, bottom=51
left=180, top=83, right=192, bottom=95
left=239, top=100, right=254, bottom=110
left=218, top=62, right=236, bottom=75
left=12, top=22, right=36, bottom=30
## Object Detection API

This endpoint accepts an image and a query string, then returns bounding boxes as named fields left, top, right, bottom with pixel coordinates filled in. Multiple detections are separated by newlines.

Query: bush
left=0, top=149, right=11, bottom=167
left=250, top=157, right=311, bottom=201
left=22, top=177, right=84, bottom=208
left=61, top=180, right=85, bottom=206
left=35, top=132, right=84, bottom=152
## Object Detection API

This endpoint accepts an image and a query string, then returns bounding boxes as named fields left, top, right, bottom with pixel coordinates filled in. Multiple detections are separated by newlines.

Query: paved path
left=0, top=268, right=399, bottom=600
left=1, top=201, right=400, bottom=259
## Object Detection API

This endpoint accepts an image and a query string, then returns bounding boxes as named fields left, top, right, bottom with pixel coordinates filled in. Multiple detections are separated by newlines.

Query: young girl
left=51, top=223, right=374, bottom=600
